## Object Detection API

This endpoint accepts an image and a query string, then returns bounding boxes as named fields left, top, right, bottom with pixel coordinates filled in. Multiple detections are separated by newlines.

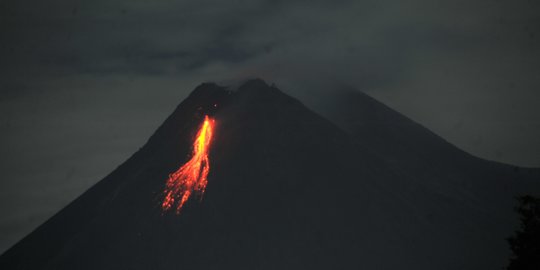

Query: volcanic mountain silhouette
left=1, top=79, right=538, bottom=269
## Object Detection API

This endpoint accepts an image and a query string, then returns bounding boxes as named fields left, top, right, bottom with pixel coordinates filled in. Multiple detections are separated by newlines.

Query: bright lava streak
left=162, top=115, right=215, bottom=213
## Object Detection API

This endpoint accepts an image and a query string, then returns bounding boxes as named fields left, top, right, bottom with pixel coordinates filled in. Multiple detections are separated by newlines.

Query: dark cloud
left=1, top=0, right=540, bottom=254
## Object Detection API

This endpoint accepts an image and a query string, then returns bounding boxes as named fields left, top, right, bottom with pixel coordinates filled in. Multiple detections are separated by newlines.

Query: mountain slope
left=310, top=87, right=539, bottom=202
left=305, top=86, right=540, bottom=267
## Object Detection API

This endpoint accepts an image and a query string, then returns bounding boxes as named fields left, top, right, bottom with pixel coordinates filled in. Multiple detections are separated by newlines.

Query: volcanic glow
left=162, top=115, right=215, bottom=213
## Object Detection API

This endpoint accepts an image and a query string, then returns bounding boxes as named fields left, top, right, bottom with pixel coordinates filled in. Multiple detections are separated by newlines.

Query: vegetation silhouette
left=507, top=195, right=540, bottom=270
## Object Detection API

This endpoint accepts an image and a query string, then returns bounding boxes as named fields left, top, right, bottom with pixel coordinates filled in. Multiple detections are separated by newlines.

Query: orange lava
left=162, top=115, right=215, bottom=213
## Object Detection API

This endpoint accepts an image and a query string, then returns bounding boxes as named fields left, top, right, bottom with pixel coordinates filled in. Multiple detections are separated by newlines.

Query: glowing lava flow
left=162, top=115, right=215, bottom=213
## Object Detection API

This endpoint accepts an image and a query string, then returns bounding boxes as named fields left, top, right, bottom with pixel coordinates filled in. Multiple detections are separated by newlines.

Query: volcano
left=1, top=79, right=538, bottom=269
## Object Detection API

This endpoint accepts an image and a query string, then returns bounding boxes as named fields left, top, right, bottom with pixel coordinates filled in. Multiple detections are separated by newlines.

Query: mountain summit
left=1, top=79, right=538, bottom=269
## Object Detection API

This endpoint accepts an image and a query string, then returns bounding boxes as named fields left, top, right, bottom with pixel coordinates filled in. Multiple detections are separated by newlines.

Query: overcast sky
left=1, top=0, right=539, bottom=254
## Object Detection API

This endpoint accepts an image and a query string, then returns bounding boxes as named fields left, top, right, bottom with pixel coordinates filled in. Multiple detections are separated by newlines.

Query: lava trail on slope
left=162, top=115, right=215, bottom=213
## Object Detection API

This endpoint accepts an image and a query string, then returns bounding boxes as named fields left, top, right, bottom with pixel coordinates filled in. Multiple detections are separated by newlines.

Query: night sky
left=1, top=0, right=539, bottom=254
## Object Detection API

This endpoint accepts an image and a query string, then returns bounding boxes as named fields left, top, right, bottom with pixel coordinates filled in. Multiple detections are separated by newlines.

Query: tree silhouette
left=507, top=195, right=540, bottom=270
